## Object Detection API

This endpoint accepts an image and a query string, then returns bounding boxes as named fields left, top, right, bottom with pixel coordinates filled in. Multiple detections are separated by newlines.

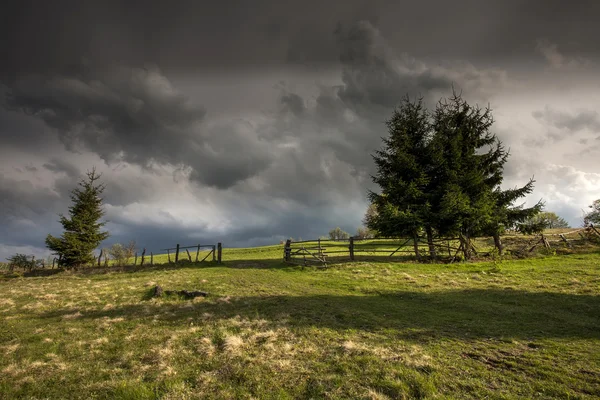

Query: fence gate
left=283, top=239, right=327, bottom=267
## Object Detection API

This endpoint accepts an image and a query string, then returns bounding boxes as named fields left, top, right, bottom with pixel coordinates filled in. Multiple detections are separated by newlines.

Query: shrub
left=329, top=227, right=350, bottom=240
left=7, top=253, right=35, bottom=272
left=107, top=241, right=136, bottom=266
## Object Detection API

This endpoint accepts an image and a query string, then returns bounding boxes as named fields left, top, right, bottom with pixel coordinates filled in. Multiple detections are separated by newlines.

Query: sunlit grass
left=1, top=247, right=599, bottom=399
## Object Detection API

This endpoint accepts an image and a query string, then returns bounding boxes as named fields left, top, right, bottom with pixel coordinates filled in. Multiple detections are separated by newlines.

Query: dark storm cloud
left=4, top=65, right=273, bottom=189
left=280, top=93, right=306, bottom=117
left=0, top=175, right=59, bottom=222
left=2, top=1, right=599, bottom=258
left=0, top=174, right=63, bottom=252
left=2, top=0, right=600, bottom=81
left=269, top=20, right=507, bottom=175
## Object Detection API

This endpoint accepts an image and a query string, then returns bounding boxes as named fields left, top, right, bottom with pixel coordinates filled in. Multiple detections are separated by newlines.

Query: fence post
left=134, top=252, right=138, bottom=266
left=559, top=234, right=571, bottom=248
left=541, top=234, right=550, bottom=248
left=196, top=244, right=200, bottom=262
left=141, top=248, right=146, bottom=266
left=167, top=249, right=171, bottom=263
left=349, top=237, right=355, bottom=261
left=52, top=258, right=56, bottom=269
left=150, top=252, right=154, bottom=266
left=212, top=245, right=216, bottom=262
left=175, top=244, right=180, bottom=262
left=98, top=249, right=103, bottom=267
left=284, top=239, right=291, bottom=262
left=186, top=249, right=192, bottom=262
left=217, top=243, right=222, bottom=263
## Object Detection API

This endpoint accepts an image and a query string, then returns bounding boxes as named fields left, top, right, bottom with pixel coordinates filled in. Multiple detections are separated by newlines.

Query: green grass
left=1, top=249, right=599, bottom=399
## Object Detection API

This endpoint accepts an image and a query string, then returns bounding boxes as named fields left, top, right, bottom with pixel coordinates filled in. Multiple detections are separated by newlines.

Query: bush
left=107, top=241, right=136, bottom=266
left=355, top=226, right=375, bottom=239
left=7, top=254, right=35, bottom=272
left=329, top=227, right=350, bottom=240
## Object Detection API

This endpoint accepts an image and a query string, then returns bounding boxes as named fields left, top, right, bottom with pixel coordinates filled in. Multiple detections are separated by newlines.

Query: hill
left=1, top=248, right=599, bottom=398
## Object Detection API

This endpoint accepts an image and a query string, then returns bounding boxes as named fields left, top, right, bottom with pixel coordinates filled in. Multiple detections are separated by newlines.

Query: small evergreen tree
left=46, top=168, right=109, bottom=269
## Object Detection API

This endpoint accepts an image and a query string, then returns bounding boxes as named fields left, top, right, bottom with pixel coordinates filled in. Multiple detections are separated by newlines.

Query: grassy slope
left=1, top=250, right=599, bottom=399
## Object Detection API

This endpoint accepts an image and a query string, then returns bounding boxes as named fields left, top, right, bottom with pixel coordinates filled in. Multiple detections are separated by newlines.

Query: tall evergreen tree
left=369, top=91, right=542, bottom=259
left=46, top=168, right=109, bottom=268
left=429, top=92, right=543, bottom=257
left=368, top=96, right=436, bottom=257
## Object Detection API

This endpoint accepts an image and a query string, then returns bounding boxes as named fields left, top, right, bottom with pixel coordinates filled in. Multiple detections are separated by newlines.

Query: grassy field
left=1, top=247, right=599, bottom=399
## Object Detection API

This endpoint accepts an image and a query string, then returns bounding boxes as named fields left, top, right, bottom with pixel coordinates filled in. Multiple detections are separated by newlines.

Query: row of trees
left=365, top=93, right=543, bottom=258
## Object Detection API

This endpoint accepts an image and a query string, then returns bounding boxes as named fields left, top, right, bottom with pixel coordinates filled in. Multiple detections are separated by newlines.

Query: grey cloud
left=3, top=0, right=600, bottom=82
left=280, top=93, right=306, bottom=117
left=533, top=107, right=600, bottom=134
left=535, top=39, right=591, bottom=69
left=247, top=20, right=510, bottom=213
left=3, top=7, right=598, bottom=260
left=43, top=159, right=80, bottom=178
left=0, top=174, right=63, bottom=251
left=4, top=65, right=273, bottom=189
left=0, top=174, right=61, bottom=222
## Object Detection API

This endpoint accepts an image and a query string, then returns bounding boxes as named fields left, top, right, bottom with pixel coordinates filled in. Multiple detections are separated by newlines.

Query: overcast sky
left=1, top=0, right=600, bottom=260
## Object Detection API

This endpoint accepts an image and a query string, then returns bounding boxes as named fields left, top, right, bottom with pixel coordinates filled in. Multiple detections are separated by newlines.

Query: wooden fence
left=283, top=226, right=600, bottom=267
left=93, top=242, right=223, bottom=268
left=283, top=237, right=463, bottom=266
left=161, top=243, right=222, bottom=264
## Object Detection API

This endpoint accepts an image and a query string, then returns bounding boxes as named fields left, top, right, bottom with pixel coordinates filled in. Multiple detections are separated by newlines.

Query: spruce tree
left=431, top=92, right=542, bottom=257
left=369, top=91, right=542, bottom=259
left=46, top=168, right=109, bottom=268
left=486, top=181, right=544, bottom=253
left=368, top=96, right=437, bottom=257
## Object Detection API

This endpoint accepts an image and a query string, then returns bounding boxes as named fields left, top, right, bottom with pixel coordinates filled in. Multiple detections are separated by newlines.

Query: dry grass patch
left=223, top=335, right=244, bottom=353
left=62, top=311, right=83, bottom=319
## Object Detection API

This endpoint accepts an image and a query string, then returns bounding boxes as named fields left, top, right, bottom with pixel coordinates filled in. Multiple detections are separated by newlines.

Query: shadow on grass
left=38, top=289, right=600, bottom=340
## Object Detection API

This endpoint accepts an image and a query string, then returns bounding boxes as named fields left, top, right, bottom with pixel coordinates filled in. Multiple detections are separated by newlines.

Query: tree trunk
left=425, top=226, right=436, bottom=258
left=412, top=231, right=421, bottom=259
left=461, top=233, right=472, bottom=260
left=493, top=232, right=503, bottom=255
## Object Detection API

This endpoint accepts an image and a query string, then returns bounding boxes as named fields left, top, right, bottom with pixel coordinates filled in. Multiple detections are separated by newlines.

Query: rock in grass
left=154, top=286, right=207, bottom=299
left=180, top=290, right=208, bottom=299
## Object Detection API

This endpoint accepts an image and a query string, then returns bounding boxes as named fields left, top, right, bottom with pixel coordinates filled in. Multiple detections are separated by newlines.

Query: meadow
left=1, top=244, right=599, bottom=399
